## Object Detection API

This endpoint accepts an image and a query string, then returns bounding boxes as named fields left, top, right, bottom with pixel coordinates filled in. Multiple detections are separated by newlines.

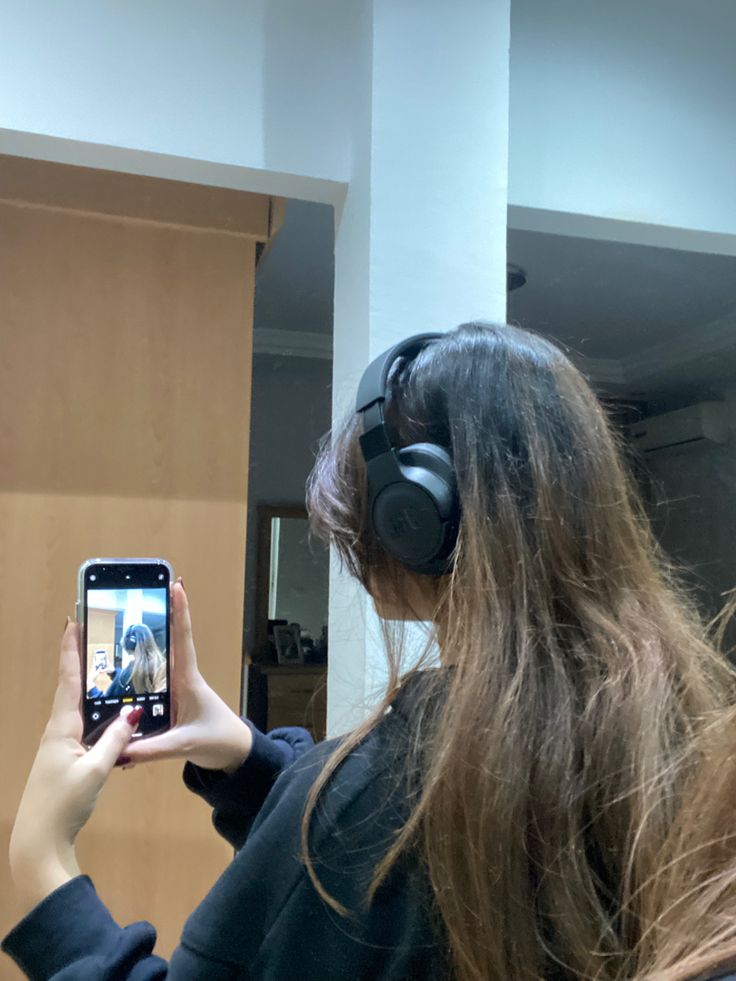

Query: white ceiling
left=254, top=202, right=736, bottom=403
left=508, top=228, right=736, bottom=402
left=508, top=228, right=736, bottom=358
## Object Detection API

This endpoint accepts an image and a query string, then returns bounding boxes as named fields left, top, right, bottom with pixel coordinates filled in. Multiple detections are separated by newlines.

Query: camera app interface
left=85, top=586, right=169, bottom=730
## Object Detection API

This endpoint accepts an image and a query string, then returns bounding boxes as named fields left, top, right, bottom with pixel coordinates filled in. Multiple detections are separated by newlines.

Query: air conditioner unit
left=627, top=401, right=730, bottom=454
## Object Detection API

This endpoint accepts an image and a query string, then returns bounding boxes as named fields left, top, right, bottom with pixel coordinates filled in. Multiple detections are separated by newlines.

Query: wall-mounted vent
left=627, top=401, right=729, bottom=454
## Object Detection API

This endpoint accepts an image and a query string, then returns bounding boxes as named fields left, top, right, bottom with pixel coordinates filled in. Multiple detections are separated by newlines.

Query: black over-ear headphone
left=355, top=333, right=460, bottom=575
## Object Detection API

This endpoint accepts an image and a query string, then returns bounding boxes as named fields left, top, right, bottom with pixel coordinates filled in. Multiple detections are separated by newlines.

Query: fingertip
left=58, top=621, right=82, bottom=677
left=61, top=619, right=81, bottom=651
left=120, top=705, right=144, bottom=727
left=61, top=618, right=76, bottom=645
left=172, top=582, right=191, bottom=622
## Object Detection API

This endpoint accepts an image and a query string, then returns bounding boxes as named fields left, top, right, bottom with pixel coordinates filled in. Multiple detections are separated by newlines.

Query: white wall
left=0, top=0, right=513, bottom=735
left=0, top=1, right=262, bottom=164
left=509, top=0, right=736, bottom=235
left=329, top=0, right=511, bottom=733
left=0, top=0, right=359, bottom=199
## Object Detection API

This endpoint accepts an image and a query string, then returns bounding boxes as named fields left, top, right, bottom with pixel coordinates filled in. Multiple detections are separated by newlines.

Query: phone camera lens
left=158, top=573, right=165, bottom=581
left=125, top=574, right=131, bottom=580
left=90, top=574, right=97, bottom=582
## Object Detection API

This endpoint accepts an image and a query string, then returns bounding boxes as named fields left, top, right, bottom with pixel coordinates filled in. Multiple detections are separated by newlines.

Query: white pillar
left=328, top=0, right=511, bottom=735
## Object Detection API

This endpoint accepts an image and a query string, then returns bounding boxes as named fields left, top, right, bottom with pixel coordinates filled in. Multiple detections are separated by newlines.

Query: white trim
left=253, top=327, right=332, bottom=359
left=0, top=127, right=347, bottom=207
left=508, top=205, right=736, bottom=258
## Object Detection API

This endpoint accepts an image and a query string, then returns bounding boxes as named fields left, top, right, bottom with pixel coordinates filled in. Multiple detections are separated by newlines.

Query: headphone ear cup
left=395, top=443, right=456, bottom=520
left=371, top=443, right=459, bottom=574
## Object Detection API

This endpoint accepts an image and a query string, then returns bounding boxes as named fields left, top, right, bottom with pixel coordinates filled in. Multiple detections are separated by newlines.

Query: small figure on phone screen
left=87, top=624, right=166, bottom=698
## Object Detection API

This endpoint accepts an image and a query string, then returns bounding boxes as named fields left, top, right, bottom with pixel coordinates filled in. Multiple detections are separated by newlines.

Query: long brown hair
left=125, top=623, right=167, bottom=694
left=306, top=322, right=736, bottom=981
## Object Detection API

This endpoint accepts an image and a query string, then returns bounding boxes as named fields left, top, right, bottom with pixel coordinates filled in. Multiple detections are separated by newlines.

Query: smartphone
left=77, top=558, right=173, bottom=746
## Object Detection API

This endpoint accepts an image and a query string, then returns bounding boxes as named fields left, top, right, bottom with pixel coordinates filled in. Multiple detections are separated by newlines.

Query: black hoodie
left=2, top=680, right=447, bottom=980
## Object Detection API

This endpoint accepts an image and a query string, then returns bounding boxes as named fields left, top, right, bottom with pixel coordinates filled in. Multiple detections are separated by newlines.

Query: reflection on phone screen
left=86, top=587, right=169, bottom=717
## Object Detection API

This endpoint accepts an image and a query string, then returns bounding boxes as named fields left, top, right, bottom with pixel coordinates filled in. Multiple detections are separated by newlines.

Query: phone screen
left=81, top=560, right=171, bottom=745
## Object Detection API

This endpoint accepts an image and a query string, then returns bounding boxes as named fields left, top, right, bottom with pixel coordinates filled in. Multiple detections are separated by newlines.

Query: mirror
left=255, top=505, right=329, bottom=663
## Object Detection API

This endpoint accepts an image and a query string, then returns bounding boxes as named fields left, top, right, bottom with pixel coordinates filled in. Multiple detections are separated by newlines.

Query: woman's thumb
left=84, top=706, right=143, bottom=775
left=171, top=581, right=198, bottom=674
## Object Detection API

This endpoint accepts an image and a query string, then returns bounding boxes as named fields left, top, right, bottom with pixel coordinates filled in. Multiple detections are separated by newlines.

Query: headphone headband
left=355, top=332, right=459, bottom=575
left=355, top=333, right=444, bottom=415
left=356, top=333, right=444, bottom=469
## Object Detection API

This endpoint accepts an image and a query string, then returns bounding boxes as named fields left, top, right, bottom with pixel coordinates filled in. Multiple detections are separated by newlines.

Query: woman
left=5, top=323, right=736, bottom=981
left=112, top=623, right=167, bottom=697
left=87, top=624, right=168, bottom=698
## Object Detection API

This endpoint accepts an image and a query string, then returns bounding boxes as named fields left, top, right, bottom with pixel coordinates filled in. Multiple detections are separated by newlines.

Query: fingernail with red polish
left=123, top=706, right=144, bottom=727
left=115, top=755, right=132, bottom=767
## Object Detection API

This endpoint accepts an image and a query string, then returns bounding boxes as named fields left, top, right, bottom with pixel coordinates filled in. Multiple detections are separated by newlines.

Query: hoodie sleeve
left=182, top=723, right=315, bottom=849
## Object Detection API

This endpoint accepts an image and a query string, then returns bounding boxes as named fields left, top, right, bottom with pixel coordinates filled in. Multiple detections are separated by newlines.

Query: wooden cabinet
left=249, top=664, right=327, bottom=741
left=0, top=153, right=276, bottom=973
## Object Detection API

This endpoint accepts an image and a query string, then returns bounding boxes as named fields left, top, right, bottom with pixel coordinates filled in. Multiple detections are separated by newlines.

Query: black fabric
left=103, top=662, right=134, bottom=699
left=2, top=679, right=447, bottom=980
left=182, top=722, right=315, bottom=850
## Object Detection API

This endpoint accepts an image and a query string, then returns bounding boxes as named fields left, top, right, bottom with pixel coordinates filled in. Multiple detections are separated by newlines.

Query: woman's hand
left=121, top=582, right=252, bottom=773
left=9, top=621, right=143, bottom=915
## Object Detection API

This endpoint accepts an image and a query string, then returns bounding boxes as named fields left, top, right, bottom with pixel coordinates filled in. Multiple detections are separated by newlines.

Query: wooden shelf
left=247, top=663, right=327, bottom=740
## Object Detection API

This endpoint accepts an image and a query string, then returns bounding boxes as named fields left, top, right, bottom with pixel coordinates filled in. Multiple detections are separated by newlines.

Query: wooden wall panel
left=0, top=153, right=274, bottom=238
left=0, top=193, right=258, bottom=970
